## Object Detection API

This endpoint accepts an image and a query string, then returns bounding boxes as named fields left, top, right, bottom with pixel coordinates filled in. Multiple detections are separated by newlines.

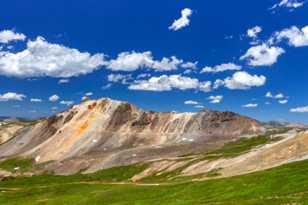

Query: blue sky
left=0, top=0, right=308, bottom=123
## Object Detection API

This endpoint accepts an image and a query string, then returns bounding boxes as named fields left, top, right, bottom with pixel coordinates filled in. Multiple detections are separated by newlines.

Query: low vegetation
left=1, top=128, right=303, bottom=204
left=200, top=133, right=283, bottom=160
left=0, top=158, right=35, bottom=173
left=0, top=163, right=148, bottom=187
left=1, top=158, right=308, bottom=204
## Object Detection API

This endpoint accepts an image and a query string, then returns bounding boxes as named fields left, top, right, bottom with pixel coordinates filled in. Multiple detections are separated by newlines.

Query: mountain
left=0, top=98, right=263, bottom=174
left=1, top=98, right=308, bottom=205
left=263, top=120, right=308, bottom=129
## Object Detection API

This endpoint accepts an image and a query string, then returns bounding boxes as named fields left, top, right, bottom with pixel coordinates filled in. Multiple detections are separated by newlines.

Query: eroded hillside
left=0, top=98, right=263, bottom=175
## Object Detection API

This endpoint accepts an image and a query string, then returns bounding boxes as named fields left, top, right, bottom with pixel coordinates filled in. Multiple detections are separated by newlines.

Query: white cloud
left=184, top=100, right=199, bottom=105
left=279, top=99, right=288, bottom=104
left=181, top=61, right=198, bottom=69
left=49, top=94, right=60, bottom=102
left=136, top=73, right=151, bottom=79
left=101, top=83, right=112, bottom=90
left=58, top=79, right=70, bottom=84
left=240, top=44, right=285, bottom=66
left=216, top=71, right=266, bottom=90
left=107, top=73, right=132, bottom=84
left=199, top=81, right=212, bottom=92
left=0, top=37, right=106, bottom=78
left=275, top=93, right=285, bottom=99
left=194, top=105, right=205, bottom=109
left=107, top=51, right=153, bottom=71
left=60, top=100, right=74, bottom=106
left=247, top=26, right=262, bottom=38
left=208, top=95, right=223, bottom=104
left=271, top=0, right=305, bottom=10
left=85, top=92, right=93, bottom=96
left=290, top=106, right=308, bottom=113
left=242, top=103, right=258, bottom=108
left=0, top=92, right=26, bottom=101
left=274, top=26, right=308, bottom=47
left=169, top=8, right=193, bottom=31
left=265, top=92, right=273, bottom=98
left=213, top=79, right=225, bottom=89
left=81, top=96, right=89, bottom=101
left=183, top=69, right=193, bottom=75
left=128, top=75, right=200, bottom=92
left=30, top=98, right=42, bottom=103
left=265, top=92, right=285, bottom=99
left=107, top=51, right=185, bottom=72
left=200, top=63, right=242, bottom=73
left=151, top=56, right=183, bottom=71
left=0, top=30, right=26, bottom=43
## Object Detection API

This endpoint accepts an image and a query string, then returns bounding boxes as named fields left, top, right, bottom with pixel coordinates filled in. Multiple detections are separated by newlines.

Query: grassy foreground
left=1, top=158, right=308, bottom=205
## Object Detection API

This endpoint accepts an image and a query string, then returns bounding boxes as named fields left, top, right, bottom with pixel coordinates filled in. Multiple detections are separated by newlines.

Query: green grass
left=0, top=163, right=148, bottom=188
left=200, top=133, right=283, bottom=160
left=205, top=168, right=222, bottom=177
left=1, top=159, right=308, bottom=204
left=141, top=133, right=286, bottom=183
left=0, top=158, right=35, bottom=173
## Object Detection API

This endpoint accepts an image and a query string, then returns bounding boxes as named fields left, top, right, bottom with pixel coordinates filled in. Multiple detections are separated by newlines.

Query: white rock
left=35, top=156, right=41, bottom=162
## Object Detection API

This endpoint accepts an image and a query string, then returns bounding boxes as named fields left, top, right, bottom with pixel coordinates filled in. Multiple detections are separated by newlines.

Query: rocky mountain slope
left=0, top=98, right=263, bottom=174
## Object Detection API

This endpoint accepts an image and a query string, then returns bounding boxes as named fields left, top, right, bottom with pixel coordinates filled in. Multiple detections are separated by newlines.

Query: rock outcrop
left=0, top=98, right=263, bottom=174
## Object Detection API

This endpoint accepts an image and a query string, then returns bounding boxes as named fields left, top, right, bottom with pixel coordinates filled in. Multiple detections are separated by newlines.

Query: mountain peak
left=0, top=97, right=264, bottom=174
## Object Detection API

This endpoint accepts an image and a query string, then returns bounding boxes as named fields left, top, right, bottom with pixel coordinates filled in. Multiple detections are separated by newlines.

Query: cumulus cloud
left=270, top=0, right=305, bottom=10
left=213, top=79, right=225, bottom=89
left=81, top=96, right=89, bottom=101
left=101, top=83, right=112, bottom=90
left=60, top=100, right=74, bottom=106
left=107, top=73, right=132, bottom=84
left=30, top=98, right=42, bottom=103
left=58, top=79, right=70, bottom=84
left=184, top=100, right=199, bottom=105
left=181, top=61, right=198, bottom=70
left=85, top=92, right=93, bottom=96
left=128, top=75, right=201, bottom=92
left=199, top=81, right=212, bottom=92
left=107, top=51, right=153, bottom=71
left=279, top=99, right=288, bottom=104
left=242, top=103, right=258, bottom=108
left=194, top=105, right=205, bottom=109
left=265, top=92, right=285, bottom=99
left=208, top=95, right=223, bottom=104
left=49, top=94, right=60, bottom=102
left=215, top=71, right=266, bottom=90
left=290, top=105, right=308, bottom=113
left=151, top=56, right=183, bottom=71
left=107, top=51, right=185, bottom=72
left=240, top=44, right=285, bottom=66
left=0, top=30, right=26, bottom=43
left=274, top=26, right=308, bottom=47
left=169, top=8, right=193, bottom=31
left=0, top=33, right=194, bottom=77
left=200, top=63, right=242, bottom=73
left=81, top=92, right=93, bottom=101
left=0, top=37, right=106, bottom=78
left=247, top=26, right=262, bottom=38
left=0, top=92, right=26, bottom=101
left=136, top=73, right=151, bottom=79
